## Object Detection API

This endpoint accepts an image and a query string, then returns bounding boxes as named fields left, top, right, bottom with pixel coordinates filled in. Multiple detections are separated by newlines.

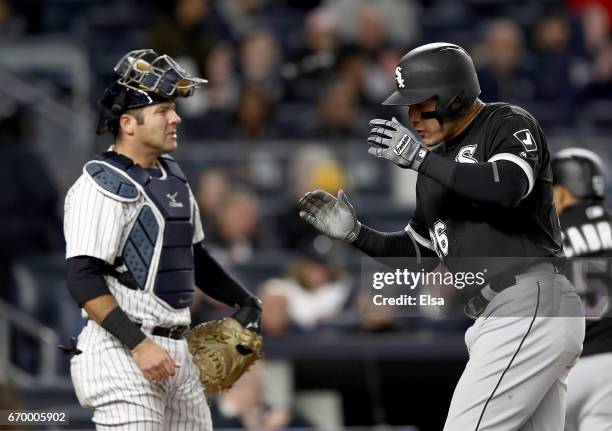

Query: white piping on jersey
left=156, top=160, right=169, bottom=180
left=488, top=152, right=535, bottom=198
left=405, top=223, right=434, bottom=251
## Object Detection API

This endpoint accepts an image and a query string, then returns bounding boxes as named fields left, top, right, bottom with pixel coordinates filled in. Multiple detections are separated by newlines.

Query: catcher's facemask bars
left=114, top=49, right=207, bottom=98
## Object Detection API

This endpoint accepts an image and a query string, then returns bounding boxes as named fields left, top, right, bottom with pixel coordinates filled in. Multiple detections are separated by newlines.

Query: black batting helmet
left=552, top=148, right=606, bottom=200
left=97, top=49, right=207, bottom=134
left=383, top=42, right=481, bottom=119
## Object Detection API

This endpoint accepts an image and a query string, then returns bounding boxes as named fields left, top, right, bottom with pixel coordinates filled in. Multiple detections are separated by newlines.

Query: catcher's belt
left=186, top=317, right=263, bottom=393
left=135, top=323, right=189, bottom=339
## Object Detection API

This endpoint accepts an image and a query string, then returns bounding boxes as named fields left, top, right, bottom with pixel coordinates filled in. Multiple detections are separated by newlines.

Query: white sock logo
left=395, top=67, right=405, bottom=88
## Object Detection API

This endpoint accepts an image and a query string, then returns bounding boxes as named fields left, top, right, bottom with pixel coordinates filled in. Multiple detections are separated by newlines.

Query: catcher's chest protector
left=85, top=152, right=196, bottom=309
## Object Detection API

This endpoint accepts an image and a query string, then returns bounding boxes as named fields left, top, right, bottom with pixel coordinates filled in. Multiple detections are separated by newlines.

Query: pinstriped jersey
left=64, top=161, right=204, bottom=328
left=405, top=103, right=563, bottom=259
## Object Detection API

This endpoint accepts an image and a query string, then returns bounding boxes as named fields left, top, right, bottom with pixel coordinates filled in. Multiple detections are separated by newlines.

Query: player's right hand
left=367, top=117, right=429, bottom=171
left=298, top=189, right=361, bottom=242
left=131, top=338, right=181, bottom=381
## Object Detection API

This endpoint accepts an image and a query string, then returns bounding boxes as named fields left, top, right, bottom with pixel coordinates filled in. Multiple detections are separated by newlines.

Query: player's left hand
left=367, top=117, right=429, bottom=171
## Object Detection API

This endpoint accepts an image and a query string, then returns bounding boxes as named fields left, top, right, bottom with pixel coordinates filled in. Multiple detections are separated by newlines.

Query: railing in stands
left=0, top=299, right=69, bottom=388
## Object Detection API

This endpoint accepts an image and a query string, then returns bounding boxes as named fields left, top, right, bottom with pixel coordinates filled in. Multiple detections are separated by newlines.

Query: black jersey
left=560, top=200, right=612, bottom=356
left=406, top=103, right=563, bottom=261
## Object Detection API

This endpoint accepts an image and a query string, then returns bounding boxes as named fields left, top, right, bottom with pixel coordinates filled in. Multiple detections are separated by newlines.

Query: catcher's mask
left=383, top=42, right=481, bottom=120
left=97, top=49, right=207, bottom=135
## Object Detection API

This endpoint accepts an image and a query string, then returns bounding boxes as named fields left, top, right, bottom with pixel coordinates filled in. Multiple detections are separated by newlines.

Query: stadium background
left=0, top=0, right=611, bottom=429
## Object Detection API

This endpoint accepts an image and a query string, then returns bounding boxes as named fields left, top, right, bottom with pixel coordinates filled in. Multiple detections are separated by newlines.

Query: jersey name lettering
left=563, top=221, right=612, bottom=257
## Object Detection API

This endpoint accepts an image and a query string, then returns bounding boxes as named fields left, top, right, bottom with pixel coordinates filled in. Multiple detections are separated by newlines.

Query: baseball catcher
left=64, top=49, right=262, bottom=430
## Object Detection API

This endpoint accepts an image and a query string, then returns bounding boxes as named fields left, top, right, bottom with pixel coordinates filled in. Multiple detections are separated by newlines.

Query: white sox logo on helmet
left=395, top=67, right=405, bottom=88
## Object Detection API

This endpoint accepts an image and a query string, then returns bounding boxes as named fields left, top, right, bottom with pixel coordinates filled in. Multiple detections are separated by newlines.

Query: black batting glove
left=232, top=296, right=262, bottom=334
left=367, top=117, right=429, bottom=171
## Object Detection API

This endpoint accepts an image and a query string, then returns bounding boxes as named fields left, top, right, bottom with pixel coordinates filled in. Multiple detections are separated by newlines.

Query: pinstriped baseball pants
left=71, top=321, right=212, bottom=431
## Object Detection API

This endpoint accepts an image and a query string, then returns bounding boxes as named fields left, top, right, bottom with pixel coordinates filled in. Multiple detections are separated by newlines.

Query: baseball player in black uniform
left=551, top=148, right=612, bottom=431
left=299, top=43, right=585, bottom=430
left=63, top=49, right=262, bottom=430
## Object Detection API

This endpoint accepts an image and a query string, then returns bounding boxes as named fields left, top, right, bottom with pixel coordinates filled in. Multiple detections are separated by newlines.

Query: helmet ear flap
left=111, top=89, right=127, bottom=115
left=449, top=93, right=465, bottom=115
left=437, top=91, right=468, bottom=119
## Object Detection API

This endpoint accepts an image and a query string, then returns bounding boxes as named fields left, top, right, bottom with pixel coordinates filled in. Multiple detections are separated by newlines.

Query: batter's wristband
left=101, top=307, right=147, bottom=350
left=353, top=224, right=387, bottom=255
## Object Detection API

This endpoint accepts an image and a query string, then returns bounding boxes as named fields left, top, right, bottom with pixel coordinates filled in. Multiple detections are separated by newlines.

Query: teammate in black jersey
left=300, top=43, right=585, bottom=430
left=552, top=148, right=612, bottom=431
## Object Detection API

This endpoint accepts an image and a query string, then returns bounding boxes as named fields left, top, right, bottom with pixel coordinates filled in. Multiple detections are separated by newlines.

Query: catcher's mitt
left=186, top=317, right=263, bottom=393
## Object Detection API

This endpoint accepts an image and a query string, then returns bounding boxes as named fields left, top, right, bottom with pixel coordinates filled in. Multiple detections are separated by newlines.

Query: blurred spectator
left=218, top=0, right=270, bottom=40
left=0, top=0, right=25, bottom=39
left=184, top=43, right=239, bottom=139
left=576, top=2, right=611, bottom=53
left=335, top=50, right=367, bottom=102
left=212, top=186, right=263, bottom=263
left=211, top=362, right=313, bottom=429
left=282, top=6, right=339, bottom=102
left=150, top=0, right=228, bottom=76
left=302, top=6, right=338, bottom=59
left=326, top=0, right=420, bottom=49
left=260, top=253, right=353, bottom=335
left=232, top=84, right=278, bottom=140
left=580, top=40, right=612, bottom=99
left=569, top=0, right=612, bottom=22
left=196, top=169, right=230, bottom=236
left=275, top=146, right=349, bottom=251
left=476, top=19, right=536, bottom=103
left=240, top=28, right=283, bottom=101
left=531, top=10, right=576, bottom=124
left=355, top=289, right=396, bottom=333
left=306, top=77, right=368, bottom=140
left=203, top=43, right=241, bottom=113
left=190, top=286, right=234, bottom=325
left=362, top=46, right=404, bottom=111
left=354, top=5, right=388, bottom=56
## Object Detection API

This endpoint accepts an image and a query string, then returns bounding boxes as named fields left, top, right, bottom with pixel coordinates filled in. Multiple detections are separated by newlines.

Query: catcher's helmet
left=97, top=49, right=207, bottom=134
left=552, top=148, right=606, bottom=200
left=383, top=42, right=481, bottom=119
